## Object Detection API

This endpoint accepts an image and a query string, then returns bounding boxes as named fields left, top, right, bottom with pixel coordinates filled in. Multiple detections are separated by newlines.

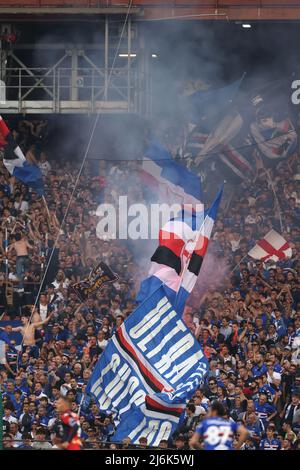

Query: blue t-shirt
left=252, top=364, right=268, bottom=378
left=254, top=401, right=276, bottom=427
left=260, top=438, right=281, bottom=450
left=195, top=417, right=238, bottom=450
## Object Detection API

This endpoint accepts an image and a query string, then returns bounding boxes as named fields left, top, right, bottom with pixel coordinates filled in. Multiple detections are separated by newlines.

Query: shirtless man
left=8, top=233, right=33, bottom=291
left=12, top=313, right=53, bottom=349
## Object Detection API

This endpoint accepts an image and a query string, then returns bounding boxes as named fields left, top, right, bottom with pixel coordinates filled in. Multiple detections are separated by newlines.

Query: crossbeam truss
left=0, top=17, right=151, bottom=115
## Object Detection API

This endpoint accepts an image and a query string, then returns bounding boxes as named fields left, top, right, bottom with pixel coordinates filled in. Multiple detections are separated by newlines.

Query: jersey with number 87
left=195, top=417, right=238, bottom=450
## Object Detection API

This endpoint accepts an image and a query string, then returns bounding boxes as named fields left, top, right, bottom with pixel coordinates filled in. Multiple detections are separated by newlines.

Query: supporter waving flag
left=136, top=187, right=223, bottom=313
left=0, top=116, right=44, bottom=196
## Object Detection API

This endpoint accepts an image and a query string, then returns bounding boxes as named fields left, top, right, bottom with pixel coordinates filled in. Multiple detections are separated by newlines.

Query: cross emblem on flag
left=248, top=229, right=292, bottom=262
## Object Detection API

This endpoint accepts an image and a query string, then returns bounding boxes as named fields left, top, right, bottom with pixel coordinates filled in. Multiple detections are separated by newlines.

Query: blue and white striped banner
left=86, top=285, right=208, bottom=446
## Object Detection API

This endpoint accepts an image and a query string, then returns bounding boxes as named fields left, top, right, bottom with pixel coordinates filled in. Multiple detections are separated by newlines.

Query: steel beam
left=0, top=7, right=141, bottom=15
left=0, top=100, right=129, bottom=114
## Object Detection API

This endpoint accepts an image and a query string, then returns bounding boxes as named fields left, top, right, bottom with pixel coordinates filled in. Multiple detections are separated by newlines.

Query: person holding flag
left=0, top=116, right=44, bottom=196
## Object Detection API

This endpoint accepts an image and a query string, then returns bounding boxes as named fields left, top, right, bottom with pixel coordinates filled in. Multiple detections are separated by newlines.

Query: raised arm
left=11, top=326, right=23, bottom=332
left=32, top=311, right=53, bottom=329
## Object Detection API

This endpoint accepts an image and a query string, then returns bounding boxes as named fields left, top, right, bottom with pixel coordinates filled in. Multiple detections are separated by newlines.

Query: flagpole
left=230, top=254, right=249, bottom=275
left=173, top=211, right=208, bottom=309
left=173, top=205, right=207, bottom=310
left=4, top=228, right=8, bottom=280
left=174, top=186, right=224, bottom=310
left=266, top=170, right=284, bottom=233
left=42, top=195, right=51, bottom=221
left=173, top=234, right=200, bottom=310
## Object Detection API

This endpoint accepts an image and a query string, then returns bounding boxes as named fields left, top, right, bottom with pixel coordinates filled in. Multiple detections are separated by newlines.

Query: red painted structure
left=0, top=1, right=300, bottom=20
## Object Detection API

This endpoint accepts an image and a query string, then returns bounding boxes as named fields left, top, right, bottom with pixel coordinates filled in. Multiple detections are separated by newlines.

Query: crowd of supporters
left=0, top=117, right=300, bottom=450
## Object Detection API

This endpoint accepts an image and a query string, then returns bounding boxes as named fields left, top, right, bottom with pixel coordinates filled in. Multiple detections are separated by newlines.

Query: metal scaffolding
left=0, top=16, right=152, bottom=115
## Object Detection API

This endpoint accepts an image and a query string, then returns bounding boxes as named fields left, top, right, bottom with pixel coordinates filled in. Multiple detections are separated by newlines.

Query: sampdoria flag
left=183, top=76, right=244, bottom=130
left=248, top=229, right=292, bottom=262
left=140, top=139, right=203, bottom=209
left=136, top=187, right=223, bottom=314
left=86, top=284, right=208, bottom=446
left=0, top=116, right=44, bottom=195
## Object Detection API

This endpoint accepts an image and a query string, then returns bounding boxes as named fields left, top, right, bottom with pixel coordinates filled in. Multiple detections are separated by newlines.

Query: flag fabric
left=0, top=329, right=13, bottom=347
left=184, top=112, right=254, bottom=183
left=250, top=117, right=297, bottom=165
left=136, top=209, right=205, bottom=306
left=174, top=187, right=223, bottom=314
left=140, top=140, right=203, bottom=208
left=248, top=229, right=292, bottom=262
left=184, top=77, right=244, bottom=129
left=70, top=261, right=119, bottom=302
left=249, top=80, right=298, bottom=166
left=0, top=116, right=44, bottom=195
left=136, top=187, right=223, bottom=313
left=198, top=111, right=254, bottom=182
left=86, top=284, right=208, bottom=446
left=183, top=78, right=297, bottom=183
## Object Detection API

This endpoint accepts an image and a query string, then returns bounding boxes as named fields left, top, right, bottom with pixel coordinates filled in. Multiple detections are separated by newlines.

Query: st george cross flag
left=0, top=116, right=44, bottom=195
left=140, top=139, right=203, bottom=208
left=248, top=229, right=292, bottom=262
left=86, top=285, right=208, bottom=446
left=136, top=187, right=223, bottom=314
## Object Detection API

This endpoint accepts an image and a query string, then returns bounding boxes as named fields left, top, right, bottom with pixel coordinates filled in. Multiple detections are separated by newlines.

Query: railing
left=1, top=66, right=137, bottom=113
left=0, top=437, right=175, bottom=450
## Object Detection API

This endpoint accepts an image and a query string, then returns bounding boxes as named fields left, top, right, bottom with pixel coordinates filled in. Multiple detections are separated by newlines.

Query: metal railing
left=1, top=66, right=137, bottom=113
left=0, top=437, right=175, bottom=450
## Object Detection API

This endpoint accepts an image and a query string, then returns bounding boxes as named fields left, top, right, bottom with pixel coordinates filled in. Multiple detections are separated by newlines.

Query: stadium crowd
left=0, top=117, right=300, bottom=450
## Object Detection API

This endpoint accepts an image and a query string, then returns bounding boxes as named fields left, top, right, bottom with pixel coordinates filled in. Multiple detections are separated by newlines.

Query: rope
left=83, top=127, right=299, bottom=161
left=18, top=0, right=134, bottom=350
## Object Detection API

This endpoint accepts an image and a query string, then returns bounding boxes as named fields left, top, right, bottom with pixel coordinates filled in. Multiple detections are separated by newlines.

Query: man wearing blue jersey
left=259, top=425, right=281, bottom=450
left=254, top=392, right=277, bottom=430
left=189, top=401, right=248, bottom=450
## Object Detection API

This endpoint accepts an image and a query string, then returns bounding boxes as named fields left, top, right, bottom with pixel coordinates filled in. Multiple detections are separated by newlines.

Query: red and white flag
left=248, top=229, right=292, bottom=262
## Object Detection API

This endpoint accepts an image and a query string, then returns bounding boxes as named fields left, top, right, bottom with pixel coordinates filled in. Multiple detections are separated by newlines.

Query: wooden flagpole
left=42, top=195, right=51, bottom=221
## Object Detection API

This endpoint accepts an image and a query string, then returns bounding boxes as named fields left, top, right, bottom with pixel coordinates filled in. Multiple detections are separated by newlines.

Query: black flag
left=70, top=261, right=119, bottom=302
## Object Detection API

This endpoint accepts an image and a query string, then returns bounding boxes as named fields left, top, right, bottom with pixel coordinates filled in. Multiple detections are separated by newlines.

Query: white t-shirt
left=4, top=415, right=18, bottom=424
left=194, top=405, right=207, bottom=417
left=97, top=339, right=108, bottom=350
left=0, top=340, right=6, bottom=364
left=39, top=303, right=48, bottom=321
left=52, top=279, right=69, bottom=290
left=14, top=200, right=29, bottom=213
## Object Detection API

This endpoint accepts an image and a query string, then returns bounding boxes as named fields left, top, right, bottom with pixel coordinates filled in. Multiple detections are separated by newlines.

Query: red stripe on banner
left=194, top=234, right=209, bottom=257
left=159, top=230, right=185, bottom=257
left=145, top=396, right=184, bottom=415
left=258, top=238, right=289, bottom=261
left=224, top=144, right=252, bottom=172
left=0, top=117, right=10, bottom=144
left=117, top=327, right=165, bottom=392
left=139, top=169, right=160, bottom=190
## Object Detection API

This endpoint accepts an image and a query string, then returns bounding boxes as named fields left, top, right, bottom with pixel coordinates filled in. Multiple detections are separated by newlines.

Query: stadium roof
left=2, top=1, right=300, bottom=21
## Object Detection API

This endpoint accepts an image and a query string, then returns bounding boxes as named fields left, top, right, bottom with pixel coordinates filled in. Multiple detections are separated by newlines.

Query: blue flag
left=141, top=139, right=203, bottom=207
left=0, top=116, right=44, bottom=196
left=86, top=285, right=208, bottom=446
left=185, top=77, right=244, bottom=130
